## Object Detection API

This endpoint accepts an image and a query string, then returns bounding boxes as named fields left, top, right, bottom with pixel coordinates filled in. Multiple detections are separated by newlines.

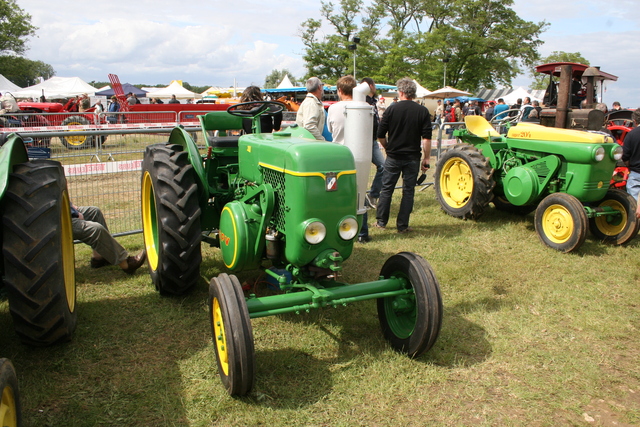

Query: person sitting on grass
left=71, top=204, right=146, bottom=274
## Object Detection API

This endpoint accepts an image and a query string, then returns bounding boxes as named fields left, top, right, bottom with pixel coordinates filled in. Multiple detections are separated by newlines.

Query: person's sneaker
left=373, top=222, right=386, bottom=229
left=357, top=235, right=372, bottom=243
left=90, top=257, right=110, bottom=269
left=397, top=227, right=413, bottom=234
left=122, top=251, right=147, bottom=275
left=365, top=194, right=378, bottom=209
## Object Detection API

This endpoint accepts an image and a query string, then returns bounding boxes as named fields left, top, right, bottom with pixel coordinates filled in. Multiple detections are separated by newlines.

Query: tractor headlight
left=611, top=144, right=623, bottom=161
left=304, top=220, right=326, bottom=244
left=594, top=146, right=605, bottom=162
left=338, top=217, right=359, bottom=241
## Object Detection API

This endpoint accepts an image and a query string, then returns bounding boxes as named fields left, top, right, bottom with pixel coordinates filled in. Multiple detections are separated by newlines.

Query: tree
left=0, top=0, right=37, bottom=56
left=528, top=51, right=590, bottom=90
left=299, top=0, right=547, bottom=91
left=0, top=55, right=54, bottom=87
left=264, top=69, right=298, bottom=88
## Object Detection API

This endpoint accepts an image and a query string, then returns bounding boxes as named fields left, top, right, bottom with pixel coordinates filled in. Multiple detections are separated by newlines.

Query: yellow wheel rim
left=0, top=384, right=18, bottom=427
left=594, top=199, right=626, bottom=236
left=212, top=297, right=230, bottom=375
left=542, top=203, right=574, bottom=244
left=65, top=121, right=87, bottom=145
left=440, top=157, right=474, bottom=208
left=61, top=190, right=76, bottom=313
left=141, top=172, right=159, bottom=271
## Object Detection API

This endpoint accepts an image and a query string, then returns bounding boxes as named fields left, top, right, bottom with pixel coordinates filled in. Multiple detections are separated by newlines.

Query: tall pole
left=354, top=50, right=357, bottom=81
left=443, top=63, right=447, bottom=87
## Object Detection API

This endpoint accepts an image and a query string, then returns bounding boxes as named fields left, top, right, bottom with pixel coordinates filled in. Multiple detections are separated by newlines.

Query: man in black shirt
left=622, top=109, right=640, bottom=206
left=374, top=78, right=432, bottom=233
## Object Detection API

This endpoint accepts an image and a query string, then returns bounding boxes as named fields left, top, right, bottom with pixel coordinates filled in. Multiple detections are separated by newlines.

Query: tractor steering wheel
left=227, top=101, right=285, bottom=118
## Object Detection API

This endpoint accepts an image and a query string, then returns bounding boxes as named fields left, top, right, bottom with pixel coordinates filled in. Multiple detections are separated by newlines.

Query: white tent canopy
left=414, top=80, right=431, bottom=98
left=277, top=74, right=294, bottom=89
left=11, top=76, right=98, bottom=99
left=146, top=81, right=201, bottom=100
left=502, top=86, right=542, bottom=105
left=0, top=74, right=21, bottom=93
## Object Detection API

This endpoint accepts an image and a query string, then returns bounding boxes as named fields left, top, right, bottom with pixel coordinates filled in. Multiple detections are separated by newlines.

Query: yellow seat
left=464, top=115, right=501, bottom=139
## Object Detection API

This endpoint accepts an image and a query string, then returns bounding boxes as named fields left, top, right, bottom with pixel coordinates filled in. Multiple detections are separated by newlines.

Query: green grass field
left=1, top=185, right=639, bottom=426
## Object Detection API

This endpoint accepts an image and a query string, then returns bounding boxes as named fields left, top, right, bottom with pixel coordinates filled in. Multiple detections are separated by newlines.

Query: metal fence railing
left=4, top=111, right=473, bottom=236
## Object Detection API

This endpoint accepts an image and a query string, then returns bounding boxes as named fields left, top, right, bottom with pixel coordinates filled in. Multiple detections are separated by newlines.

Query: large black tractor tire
left=209, top=273, right=255, bottom=396
left=588, top=189, right=639, bottom=245
left=141, top=144, right=202, bottom=295
left=492, top=195, right=537, bottom=215
left=377, top=252, right=443, bottom=358
left=0, top=358, right=22, bottom=427
left=534, top=193, right=588, bottom=253
left=2, top=160, right=77, bottom=345
left=61, top=115, right=95, bottom=150
left=434, top=143, right=495, bottom=220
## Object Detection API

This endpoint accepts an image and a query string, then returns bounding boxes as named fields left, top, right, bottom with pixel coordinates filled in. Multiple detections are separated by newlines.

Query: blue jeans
left=626, top=170, right=640, bottom=203
left=370, top=140, right=385, bottom=199
left=375, top=156, right=420, bottom=231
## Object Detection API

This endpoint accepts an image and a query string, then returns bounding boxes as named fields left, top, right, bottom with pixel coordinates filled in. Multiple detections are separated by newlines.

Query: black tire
left=0, top=358, right=22, bottom=427
left=2, top=160, right=77, bottom=345
left=589, top=189, right=639, bottom=245
left=534, top=193, right=588, bottom=253
left=492, top=195, right=537, bottom=215
left=141, top=144, right=202, bottom=295
left=209, top=273, right=255, bottom=396
left=61, top=115, right=94, bottom=149
left=377, top=252, right=443, bottom=358
left=434, top=144, right=495, bottom=220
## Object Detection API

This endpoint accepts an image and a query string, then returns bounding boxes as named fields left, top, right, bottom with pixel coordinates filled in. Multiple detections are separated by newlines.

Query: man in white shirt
left=326, top=75, right=357, bottom=145
left=296, top=77, right=326, bottom=140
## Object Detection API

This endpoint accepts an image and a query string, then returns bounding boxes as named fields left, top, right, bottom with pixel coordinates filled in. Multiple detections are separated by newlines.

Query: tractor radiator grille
left=263, top=168, right=286, bottom=231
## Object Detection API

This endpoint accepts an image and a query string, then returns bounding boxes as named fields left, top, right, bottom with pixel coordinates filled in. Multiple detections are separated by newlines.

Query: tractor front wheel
left=589, top=189, right=639, bottom=245
left=2, top=160, right=76, bottom=345
left=141, top=144, right=202, bottom=295
left=208, top=273, right=255, bottom=396
left=534, top=193, right=588, bottom=253
left=0, top=359, right=22, bottom=427
left=377, top=252, right=443, bottom=358
left=434, top=144, right=494, bottom=220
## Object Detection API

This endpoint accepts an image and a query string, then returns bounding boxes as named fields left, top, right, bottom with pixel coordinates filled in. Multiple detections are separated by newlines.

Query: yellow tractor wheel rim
left=594, top=199, right=626, bottom=236
left=440, top=157, right=474, bottom=208
left=61, top=190, right=76, bottom=313
left=542, top=203, right=574, bottom=244
left=141, top=172, right=159, bottom=271
left=212, top=297, right=229, bottom=376
left=65, top=121, right=87, bottom=145
left=0, top=384, right=18, bottom=427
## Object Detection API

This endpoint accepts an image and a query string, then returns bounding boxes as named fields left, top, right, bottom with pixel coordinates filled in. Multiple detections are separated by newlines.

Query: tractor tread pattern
left=143, top=144, right=202, bottom=295
left=2, top=160, right=76, bottom=346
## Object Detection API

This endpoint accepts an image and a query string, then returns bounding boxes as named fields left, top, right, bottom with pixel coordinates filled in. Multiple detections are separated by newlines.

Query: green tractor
left=435, top=116, right=639, bottom=252
left=141, top=100, right=443, bottom=396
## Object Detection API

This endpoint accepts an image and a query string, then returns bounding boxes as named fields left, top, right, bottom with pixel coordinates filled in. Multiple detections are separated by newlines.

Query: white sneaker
left=366, top=194, right=378, bottom=209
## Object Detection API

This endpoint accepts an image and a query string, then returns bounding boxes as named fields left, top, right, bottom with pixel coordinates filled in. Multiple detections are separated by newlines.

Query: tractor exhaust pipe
left=344, top=82, right=373, bottom=214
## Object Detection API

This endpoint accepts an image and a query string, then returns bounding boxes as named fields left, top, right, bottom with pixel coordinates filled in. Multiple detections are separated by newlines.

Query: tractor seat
left=206, top=133, right=240, bottom=148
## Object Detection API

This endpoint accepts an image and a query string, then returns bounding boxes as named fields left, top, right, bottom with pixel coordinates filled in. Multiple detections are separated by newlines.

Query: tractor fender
left=0, top=133, right=28, bottom=199
left=167, top=126, right=210, bottom=206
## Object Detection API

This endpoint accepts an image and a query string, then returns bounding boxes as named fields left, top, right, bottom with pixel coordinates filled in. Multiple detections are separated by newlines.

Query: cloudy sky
left=17, top=0, right=640, bottom=108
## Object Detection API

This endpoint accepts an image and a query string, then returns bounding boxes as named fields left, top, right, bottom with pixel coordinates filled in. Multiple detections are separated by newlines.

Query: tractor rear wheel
left=534, top=193, right=588, bottom=253
left=377, top=252, right=442, bottom=358
left=208, top=273, right=255, bottom=396
left=434, top=143, right=494, bottom=220
left=61, top=115, right=95, bottom=149
left=589, top=189, right=639, bottom=245
left=141, top=144, right=202, bottom=295
left=2, top=160, right=76, bottom=345
left=0, top=359, right=22, bottom=427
